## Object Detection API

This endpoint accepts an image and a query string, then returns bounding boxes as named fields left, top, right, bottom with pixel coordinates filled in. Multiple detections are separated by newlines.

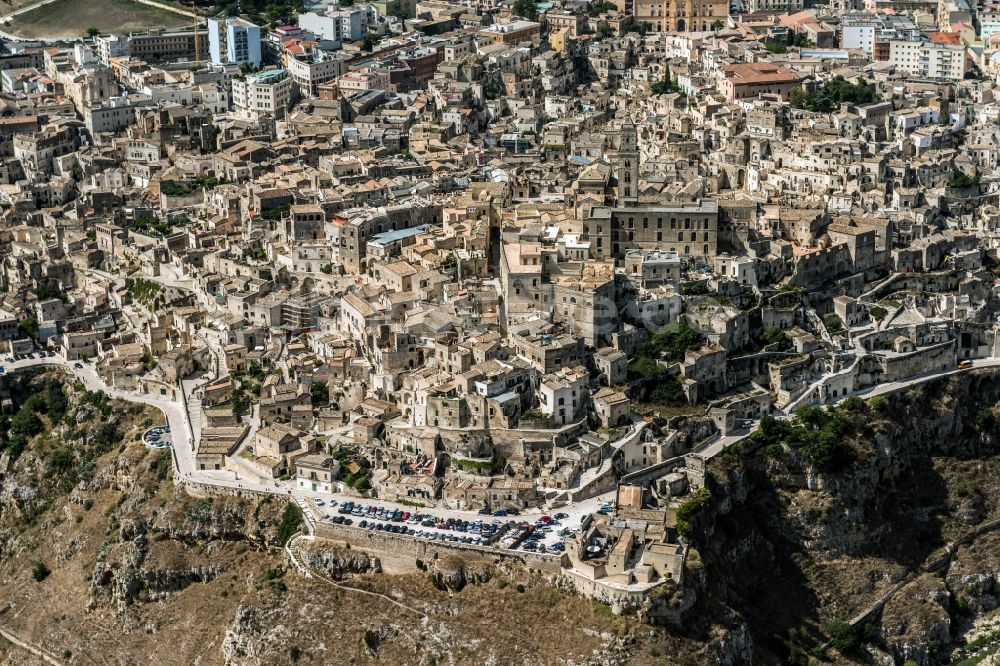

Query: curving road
left=5, top=352, right=999, bottom=544
left=0, top=354, right=612, bottom=545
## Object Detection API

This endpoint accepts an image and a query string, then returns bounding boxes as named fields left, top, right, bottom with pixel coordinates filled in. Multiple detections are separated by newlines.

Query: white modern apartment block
left=208, top=18, right=263, bottom=68
left=231, top=69, right=294, bottom=120
left=286, top=53, right=349, bottom=98
left=298, top=7, right=367, bottom=46
left=841, top=14, right=881, bottom=55
left=889, top=39, right=967, bottom=80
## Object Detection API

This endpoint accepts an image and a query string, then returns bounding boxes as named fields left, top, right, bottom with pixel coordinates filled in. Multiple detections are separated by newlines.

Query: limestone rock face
left=300, top=543, right=382, bottom=579
left=429, top=555, right=494, bottom=592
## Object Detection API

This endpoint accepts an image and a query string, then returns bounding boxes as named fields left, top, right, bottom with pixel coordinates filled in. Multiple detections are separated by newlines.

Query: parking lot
left=320, top=500, right=582, bottom=555
left=143, top=425, right=173, bottom=449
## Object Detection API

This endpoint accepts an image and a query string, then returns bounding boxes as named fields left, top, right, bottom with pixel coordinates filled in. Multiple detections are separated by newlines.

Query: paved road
left=4, top=353, right=998, bottom=546
left=695, top=357, right=1000, bottom=460
left=0, top=354, right=610, bottom=549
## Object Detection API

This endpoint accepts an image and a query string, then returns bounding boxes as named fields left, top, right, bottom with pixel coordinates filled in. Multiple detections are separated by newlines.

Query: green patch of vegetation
left=160, top=175, right=220, bottom=197
left=826, top=620, right=856, bottom=654
left=789, top=76, right=877, bottom=113
left=675, top=487, right=711, bottom=537
left=592, top=600, right=614, bottom=617
left=260, top=205, right=290, bottom=221
left=679, top=281, right=710, bottom=296
left=750, top=404, right=864, bottom=473
left=975, top=407, right=996, bottom=432
left=332, top=447, right=372, bottom=491
left=452, top=456, right=506, bottom=475
left=868, top=305, right=888, bottom=321
left=186, top=498, right=215, bottom=524
left=30, top=559, right=50, bottom=582
left=276, top=502, right=303, bottom=545
left=310, top=381, right=329, bottom=405
left=760, top=326, right=790, bottom=349
left=18, top=316, right=38, bottom=339
left=869, top=395, right=888, bottom=415
left=34, top=281, right=68, bottom=303
left=764, top=42, right=787, bottom=54
left=823, top=313, right=845, bottom=333
left=361, top=32, right=380, bottom=52
left=948, top=169, right=981, bottom=189
left=589, top=0, right=617, bottom=15
left=125, top=277, right=162, bottom=306
left=649, top=375, right=686, bottom=405
left=628, top=320, right=704, bottom=379
left=131, top=214, right=173, bottom=237
left=651, top=68, right=681, bottom=95
left=512, top=0, right=538, bottom=20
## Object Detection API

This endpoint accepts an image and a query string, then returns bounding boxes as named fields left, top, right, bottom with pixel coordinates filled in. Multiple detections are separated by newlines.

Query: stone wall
left=314, top=521, right=566, bottom=574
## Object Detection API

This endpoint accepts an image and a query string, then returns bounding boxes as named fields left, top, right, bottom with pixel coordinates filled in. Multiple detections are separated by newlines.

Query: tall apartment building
left=632, top=0, right=728, bottom=33
left=298, top=7, right=368, bottom=46
left=285, top=52, right=349, bottom=98
left=888, top=39, right=967, bottom=80
left=231, top=69, right=294, bottom=120
left=208, top=18, right=263, bottom=68
left=840, top=14, right=881, bottom=55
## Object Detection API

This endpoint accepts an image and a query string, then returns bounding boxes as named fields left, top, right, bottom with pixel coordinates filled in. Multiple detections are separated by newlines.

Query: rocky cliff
left=688, top=369, right=1000, bottom=664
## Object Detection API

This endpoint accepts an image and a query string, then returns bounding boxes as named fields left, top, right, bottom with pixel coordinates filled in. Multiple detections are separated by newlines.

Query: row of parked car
left=329, top=501, right=571, bottom=552
left=7, top=351, right=56, bottom=361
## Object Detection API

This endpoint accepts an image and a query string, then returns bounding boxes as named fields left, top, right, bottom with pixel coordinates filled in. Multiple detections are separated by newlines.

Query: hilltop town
left=3, top=0, right=1000, bottom=661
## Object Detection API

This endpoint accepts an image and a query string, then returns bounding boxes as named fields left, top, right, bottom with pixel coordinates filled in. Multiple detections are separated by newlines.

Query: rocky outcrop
left=428, top=555, right=493, bottom=592
left=300, top=542, right=382, bottom=579
left=946, top=531, right=1000, bottom=616
left=692, top=369, right=1000, bottom=663
left=89, top=519, right=226, bottom=611
left=880, top=573, right=952, bottom=665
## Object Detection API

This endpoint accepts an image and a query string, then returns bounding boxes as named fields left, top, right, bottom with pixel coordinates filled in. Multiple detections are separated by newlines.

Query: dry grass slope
left=8, top=0, right=188, bottom=39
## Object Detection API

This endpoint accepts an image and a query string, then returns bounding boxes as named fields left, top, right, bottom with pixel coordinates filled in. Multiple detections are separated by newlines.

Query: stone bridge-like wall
left=314, top=521, right=566, bottom=574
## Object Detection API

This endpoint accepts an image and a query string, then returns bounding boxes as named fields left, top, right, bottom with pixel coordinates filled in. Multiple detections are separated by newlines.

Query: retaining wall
left=314, top=521, right=566, bottom=574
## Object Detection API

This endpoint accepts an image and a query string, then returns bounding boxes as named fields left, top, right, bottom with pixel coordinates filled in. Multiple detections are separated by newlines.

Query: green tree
left=310, top=381, right=329, bottom=405
left=868, top=305, right=887, bottom=321
left=789, top=76, right=876, bottom=112
left=651, top=68, right=679, bottom=95
left=975, top=406, right=996, bottom=431
left=86, top=27, right=99, bottom=37
left=788, top=86, right=811, bottom=109
left=362, top=32, right=380, bottom=52
left=760, top=327, right=788, bottom=347
left=10, top=409, right=43, bottom=438
left=589, top=1, right=618, bottom=16
left=947, top=168, right=980, bottom=188
left=826, top=620, right=856, bottom=654
left=18, top=317, right=38, bottom=339
left=649, top=375, right=685, bottom=405
left=276, top=502, right=303, bottom=545
left=30, top=559, right=50, bottom=582
left=512, top=0, right=538, bottom=20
